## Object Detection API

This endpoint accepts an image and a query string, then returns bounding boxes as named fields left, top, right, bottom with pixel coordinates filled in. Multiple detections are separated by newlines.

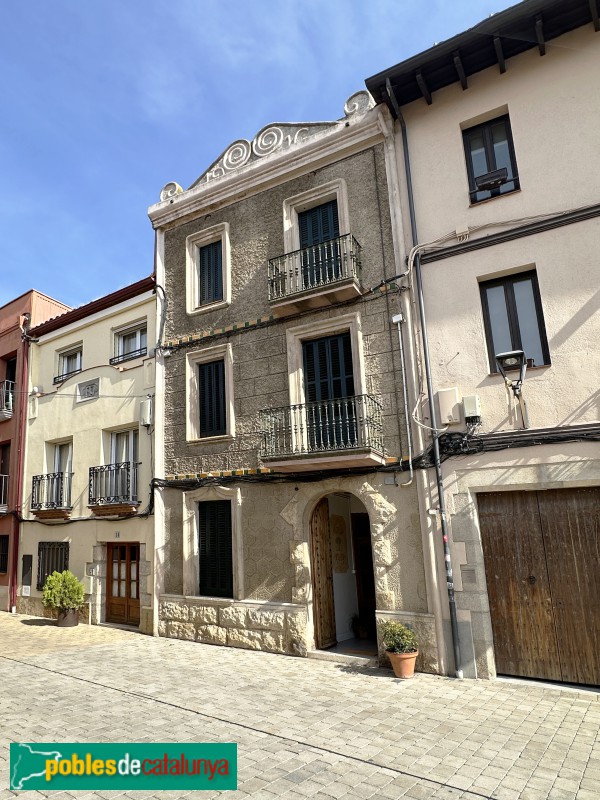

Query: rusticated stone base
left=158, top=595, right=308, bottom=657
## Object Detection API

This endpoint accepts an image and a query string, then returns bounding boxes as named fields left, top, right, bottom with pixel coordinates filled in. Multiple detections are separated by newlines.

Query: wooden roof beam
left=453, top=51, right=468, bottom=90
left=536, top=16, right=546, bottom=56
left=415, top=70, right=432, bottom=105
left=494, top=36, right=507, bottom=74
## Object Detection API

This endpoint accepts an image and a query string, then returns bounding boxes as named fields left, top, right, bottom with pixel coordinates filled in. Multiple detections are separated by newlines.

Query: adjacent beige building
left=18, top=278, right=156, bottom=632
left=367, top=0, right=600, bottom=683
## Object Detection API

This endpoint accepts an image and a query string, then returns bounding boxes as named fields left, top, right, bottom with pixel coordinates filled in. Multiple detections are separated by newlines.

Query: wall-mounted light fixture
left=495, top=350, right=528, bottom=428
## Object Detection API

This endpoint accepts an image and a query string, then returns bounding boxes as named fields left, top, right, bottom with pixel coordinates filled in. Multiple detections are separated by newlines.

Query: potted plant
left=42, top=570, right=85, bottom=627
left=380, top=619, right=419, bottom=679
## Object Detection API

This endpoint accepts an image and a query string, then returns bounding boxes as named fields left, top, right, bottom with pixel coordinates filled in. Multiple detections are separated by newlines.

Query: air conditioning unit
left=140, top=397, right=153, bottom=428
left=475, top=167, right=508, bottom=192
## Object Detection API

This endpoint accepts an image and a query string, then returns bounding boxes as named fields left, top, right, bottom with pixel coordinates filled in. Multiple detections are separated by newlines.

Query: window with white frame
left=186, top=343, right=235, bottom=442
left=181, top=484, right=243, bottom=600
left=109, top=429, right=139, bottom=502
left=185, top=222, right=231, bottom=315
left=111, top=324, right=147, bottom=365
left=54, top=346, right=82, bottom=384
left=286, top=312, right=366, bottom=407
left=283, top=180, right=350, bottom=254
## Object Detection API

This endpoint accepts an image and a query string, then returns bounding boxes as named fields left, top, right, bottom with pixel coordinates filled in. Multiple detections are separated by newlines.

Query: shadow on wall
left=559, top=389, right=600, bottom=427
left=487, top=456, right=596, bottom=488
left=549, top=289, right=600, bottom=351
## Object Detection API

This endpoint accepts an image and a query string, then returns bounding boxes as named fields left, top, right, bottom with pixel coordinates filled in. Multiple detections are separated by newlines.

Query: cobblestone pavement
left=1, top=614, right=599, bottom=800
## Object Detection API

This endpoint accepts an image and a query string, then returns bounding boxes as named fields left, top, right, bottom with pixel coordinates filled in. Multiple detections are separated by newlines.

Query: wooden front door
left=478, top=488, right=600, bottom=685
left=310, top=498, right=336, bottom=649
left=107, top=543, right=140, bottom=625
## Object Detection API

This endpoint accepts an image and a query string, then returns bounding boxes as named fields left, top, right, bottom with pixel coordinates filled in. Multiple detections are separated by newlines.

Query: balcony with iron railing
left=31, top=472, right=73, bottom=520
left=88, top=461, right=140, bottom=516
left=268, top=234, right=362, bottom=315
left=0, top=380, right=15, bottom=420
left=0, top=474, right=8, bottom=511
left=260, top=394, right=386, bottom=471
left=53, top=368, right=82, bottom=385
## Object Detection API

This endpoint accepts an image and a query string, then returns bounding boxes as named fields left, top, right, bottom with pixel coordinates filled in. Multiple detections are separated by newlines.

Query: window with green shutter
left=302, top=332, right=357, bottom=449
left=298, top=200, right=341, bottom=287
left=198, top=500, right=233, bottom=598
left=198, top=240, right=223, bottom=306
left=199, top=359, right=226, bottom=437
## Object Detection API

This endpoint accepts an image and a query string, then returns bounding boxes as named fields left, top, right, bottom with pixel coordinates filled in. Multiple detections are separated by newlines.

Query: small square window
left=463, top=115, right=519, bottom=203
left=110, top=324, right=147, bottom=365
left=54, top=346, right=83, bottom=384
left=480, top=271, right=550, bottom=372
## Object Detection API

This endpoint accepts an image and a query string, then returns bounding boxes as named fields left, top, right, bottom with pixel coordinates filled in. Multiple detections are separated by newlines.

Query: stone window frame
left=185, top=222, right=231, bottom=316
left=282, top=179, right=350, bottom=253
left=185, top=342, right=235, bottom=443
left=182, top=484, right=244, bottom=600
left=285, top=311, right=367, bottom=406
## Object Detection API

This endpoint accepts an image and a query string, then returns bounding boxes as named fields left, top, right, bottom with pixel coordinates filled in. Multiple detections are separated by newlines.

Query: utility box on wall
left=437, top=387, right=461, bottom=425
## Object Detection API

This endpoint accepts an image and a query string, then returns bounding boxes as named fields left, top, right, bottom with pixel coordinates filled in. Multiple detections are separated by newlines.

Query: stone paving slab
left=0, top=614, right=599, bottom=799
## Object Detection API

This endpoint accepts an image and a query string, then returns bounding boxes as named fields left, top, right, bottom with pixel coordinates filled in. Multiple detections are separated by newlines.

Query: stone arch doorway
left=310, top=492, right=376, bottom=652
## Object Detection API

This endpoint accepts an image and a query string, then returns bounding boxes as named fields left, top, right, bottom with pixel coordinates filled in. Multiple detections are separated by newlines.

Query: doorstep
left=307, top=649, right=379, bottom=668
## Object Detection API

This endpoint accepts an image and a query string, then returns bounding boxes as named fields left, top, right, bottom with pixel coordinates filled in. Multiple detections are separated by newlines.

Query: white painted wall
left=393, top=24, right=600, bottom=434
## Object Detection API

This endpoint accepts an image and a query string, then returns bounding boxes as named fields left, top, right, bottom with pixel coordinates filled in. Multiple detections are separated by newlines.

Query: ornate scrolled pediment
left=187, top=90, right=375, bottom=191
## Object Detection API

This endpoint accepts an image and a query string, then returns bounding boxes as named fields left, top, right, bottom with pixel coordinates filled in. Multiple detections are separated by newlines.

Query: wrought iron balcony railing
left=0, top=474, right=8, bottom=509
left=89, top=462, right=139, bottom=505
left=260, top=394, right=384, bottom=459
left=268, top=233, right=361, bottom=301
left=31, top=472, right=73, bottom=511
left=109, top=347, right=147, bottom=366
left=0, top=380, right=15, bottom=418
left=53, top=368, right=82, bottom=385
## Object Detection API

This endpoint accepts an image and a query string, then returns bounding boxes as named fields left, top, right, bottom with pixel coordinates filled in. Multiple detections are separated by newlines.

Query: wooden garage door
left=478, top=488, right=600, bottom=686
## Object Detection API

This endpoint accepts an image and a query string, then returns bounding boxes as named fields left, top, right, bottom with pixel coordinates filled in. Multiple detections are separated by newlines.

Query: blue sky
left=1, top=0, right=515, bottom=308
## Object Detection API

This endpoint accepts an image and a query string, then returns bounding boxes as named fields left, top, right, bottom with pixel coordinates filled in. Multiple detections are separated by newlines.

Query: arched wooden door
left=310, top=498, right=336, bottom=649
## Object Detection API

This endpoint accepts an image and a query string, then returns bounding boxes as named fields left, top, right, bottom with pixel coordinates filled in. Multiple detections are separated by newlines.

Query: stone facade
left=151, top=96, right=436, bottom=671
left=159, top=596, right=308, bottom=656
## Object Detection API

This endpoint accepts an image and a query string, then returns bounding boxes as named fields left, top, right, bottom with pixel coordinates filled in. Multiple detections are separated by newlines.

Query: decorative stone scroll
left=159, top=182, right=184, bottom=202
left=181, top=90, right=375, bottom=193
left=159, top=90, right=375, bottom=199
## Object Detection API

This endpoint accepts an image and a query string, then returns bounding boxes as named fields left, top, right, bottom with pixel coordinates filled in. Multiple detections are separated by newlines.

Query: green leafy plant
left=42, top=570, right=85, bottom=611
left=380, top=620, right=418, bottom=653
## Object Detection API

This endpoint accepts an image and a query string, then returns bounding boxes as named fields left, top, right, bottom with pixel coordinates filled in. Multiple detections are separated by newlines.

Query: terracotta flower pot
left=388, top=649, right=418, bottom=679
left=57, top=609, right=79, bottom=628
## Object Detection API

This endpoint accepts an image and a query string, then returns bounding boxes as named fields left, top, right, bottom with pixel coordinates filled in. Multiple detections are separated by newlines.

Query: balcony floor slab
left=261, top=448, right=386, bottom=472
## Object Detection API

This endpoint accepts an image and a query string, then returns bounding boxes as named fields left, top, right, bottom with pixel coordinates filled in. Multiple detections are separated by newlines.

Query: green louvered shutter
left=198, top=241, right=223, bottom=305
left=298, top=200, right=339, bottom=247
left=303, top=332, right=354, bottom=401
left=199, top=359, right=226, bottom=437
left=198, top=500, right=233, bottom=598
left=298, top=201, right=341, bottom=287
left=302, top=332, right=356, bottom=450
